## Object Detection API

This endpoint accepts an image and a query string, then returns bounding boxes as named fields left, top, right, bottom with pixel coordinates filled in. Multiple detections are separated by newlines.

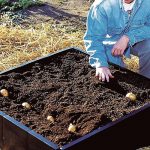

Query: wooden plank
left=2, top=115, right=30, bottom=150
left=0, top=112, right=3, bottom=148
left=28, top=130, right=59, bottom=150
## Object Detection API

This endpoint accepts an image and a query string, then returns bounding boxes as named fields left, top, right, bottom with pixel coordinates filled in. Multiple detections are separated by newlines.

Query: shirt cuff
left=124, top=33, right=136, bottom=46
left=89, top=57, right=109, bottom=68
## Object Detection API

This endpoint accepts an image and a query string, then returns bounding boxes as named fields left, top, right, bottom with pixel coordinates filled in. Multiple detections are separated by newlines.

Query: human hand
left=96, top=67, right=114, bottom=82
left=111, top=35, right=129, bottom=56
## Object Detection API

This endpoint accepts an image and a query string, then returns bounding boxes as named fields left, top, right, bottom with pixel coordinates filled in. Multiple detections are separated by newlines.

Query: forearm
left=84, top=37, right=108, bottom=68
left=84, top=4, right=108, bottom=68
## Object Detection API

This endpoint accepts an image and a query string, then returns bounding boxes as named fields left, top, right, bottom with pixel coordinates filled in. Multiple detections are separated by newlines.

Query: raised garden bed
left=0, top=47, right=150, bottom=150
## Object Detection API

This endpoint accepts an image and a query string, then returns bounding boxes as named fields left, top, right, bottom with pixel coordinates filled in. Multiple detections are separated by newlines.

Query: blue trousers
left=131, top=39, right=150, bottom=79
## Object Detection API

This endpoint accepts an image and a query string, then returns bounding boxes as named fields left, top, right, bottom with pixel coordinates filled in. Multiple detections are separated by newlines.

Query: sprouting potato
left=22, top=102, right=31, bottom=110
left=68, top=123, right=76, bottom=133
left=126, top=92, right=137, bottom=101
left=47, top=115, right=54, bottom=123
left=0, top=89, right=9, bottom=97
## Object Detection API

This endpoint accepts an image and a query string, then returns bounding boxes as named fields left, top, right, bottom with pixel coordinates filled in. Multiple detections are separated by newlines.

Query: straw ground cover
left=0, top=15, right=85, bottom=71
left=0, top=21, right=85, bottom=71
left=0, top=0, right=138, bottom=72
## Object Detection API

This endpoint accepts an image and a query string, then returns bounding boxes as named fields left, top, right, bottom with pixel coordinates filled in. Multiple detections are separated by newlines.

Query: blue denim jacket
left=84, top=0, right=150, bottom=68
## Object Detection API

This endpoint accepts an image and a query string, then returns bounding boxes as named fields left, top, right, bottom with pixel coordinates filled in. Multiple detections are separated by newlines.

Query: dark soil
left=0, top=49, right=150, bottom=147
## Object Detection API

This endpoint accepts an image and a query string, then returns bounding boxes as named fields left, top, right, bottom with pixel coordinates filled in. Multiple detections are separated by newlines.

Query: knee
left=139, top=50, right=150, bottom=60
left=141, top=39, right=150, bottom=51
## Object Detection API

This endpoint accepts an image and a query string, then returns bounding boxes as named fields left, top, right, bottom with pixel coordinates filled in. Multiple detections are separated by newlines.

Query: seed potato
left=126, top=92, right=137, bottom=101
left=68, top=123, right=76, bottom=133
left=47, top=115, right=54, bottom=123
left=22, top=102, right=31, bottom=110
left=0, top=89, right=9, bottom=97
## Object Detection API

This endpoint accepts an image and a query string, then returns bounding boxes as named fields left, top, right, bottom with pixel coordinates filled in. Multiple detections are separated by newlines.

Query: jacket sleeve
left=125, top=15, right=150, bottom=46
left=84, top=4, right=108, bottom=68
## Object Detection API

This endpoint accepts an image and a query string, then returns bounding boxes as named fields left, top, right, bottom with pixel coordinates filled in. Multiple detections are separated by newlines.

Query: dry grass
left=0, top=16, right=85, bottom=71
left=124, top=55, right=139, bottom=72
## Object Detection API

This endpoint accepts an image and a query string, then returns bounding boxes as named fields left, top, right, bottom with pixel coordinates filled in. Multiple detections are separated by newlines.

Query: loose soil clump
left=0, top=50, right=150, bottom=146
